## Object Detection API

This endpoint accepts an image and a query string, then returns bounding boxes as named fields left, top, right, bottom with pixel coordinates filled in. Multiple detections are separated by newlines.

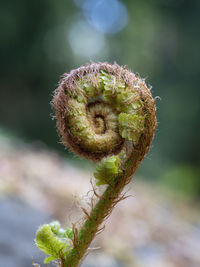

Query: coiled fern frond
left=35, top=62, right=157, bottom=267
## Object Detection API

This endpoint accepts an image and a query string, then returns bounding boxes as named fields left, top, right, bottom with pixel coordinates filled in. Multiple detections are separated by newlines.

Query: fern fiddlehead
left=35, top=62, right=157, bottom=267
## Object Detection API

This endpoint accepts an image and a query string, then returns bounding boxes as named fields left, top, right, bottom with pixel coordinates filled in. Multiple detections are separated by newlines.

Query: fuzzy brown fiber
left=52, top=62, right=156, bottom=163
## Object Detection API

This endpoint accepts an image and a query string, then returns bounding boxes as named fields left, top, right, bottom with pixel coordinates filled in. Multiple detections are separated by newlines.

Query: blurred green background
left=1, top=0, right=200, bottom=194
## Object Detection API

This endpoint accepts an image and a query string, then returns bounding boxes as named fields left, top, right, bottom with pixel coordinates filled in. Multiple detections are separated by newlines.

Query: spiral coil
left=53, top=62, right=156, bottom=164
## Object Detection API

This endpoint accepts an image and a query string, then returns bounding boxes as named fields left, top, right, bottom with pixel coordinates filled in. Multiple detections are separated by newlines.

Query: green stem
left=64, top=149, right=142, bottom=267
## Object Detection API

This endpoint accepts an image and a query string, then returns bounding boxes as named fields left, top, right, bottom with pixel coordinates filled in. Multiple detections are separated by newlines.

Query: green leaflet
left=99, top=71, right=142, bottom=112
left=78, top=74, right=102, bottom=98
left=100, top=71, right=125, bottom=105
left=94, top=156, right=120, bottom=186
left=116, top=89, right=142, bottom=113
left=99, top=71, right=145, bottom=142
left=44, top=256, right=56, bottom=264
left=49, top=221, right=60, bottom=235
left=118, top=113, right=145, bottom=142
left=49, top=221, right=73, bottom=239
left=35, top=224, right=71, bottom=264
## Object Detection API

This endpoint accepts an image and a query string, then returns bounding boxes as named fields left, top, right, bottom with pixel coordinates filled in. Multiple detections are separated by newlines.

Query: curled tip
left=52, top=62, right=156, bottom=162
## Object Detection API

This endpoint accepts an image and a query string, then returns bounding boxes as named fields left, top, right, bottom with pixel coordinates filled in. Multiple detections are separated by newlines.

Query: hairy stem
left=64, top=153, right=141, bottom=266
left=65, top=186, right=122, bottom=266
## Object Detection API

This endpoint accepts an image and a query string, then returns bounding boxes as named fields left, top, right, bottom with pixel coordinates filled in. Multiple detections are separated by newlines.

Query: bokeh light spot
left=75, top=0, right=128, bottom=34
left=68, top=20, right=105, bottom=57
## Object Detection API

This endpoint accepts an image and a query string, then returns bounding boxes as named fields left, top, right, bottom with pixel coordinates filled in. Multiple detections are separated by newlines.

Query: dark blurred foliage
left=1, top=0, right=200, bottom=194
